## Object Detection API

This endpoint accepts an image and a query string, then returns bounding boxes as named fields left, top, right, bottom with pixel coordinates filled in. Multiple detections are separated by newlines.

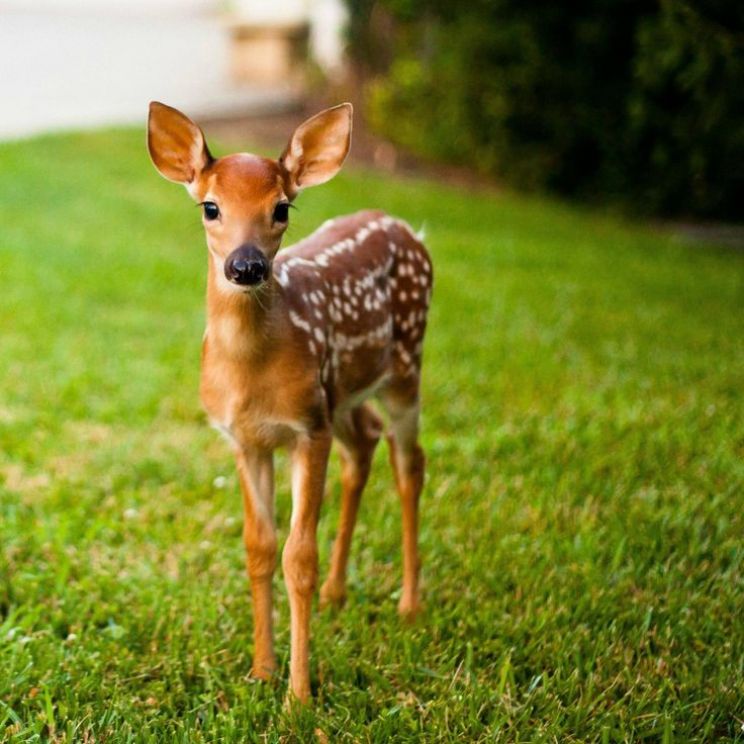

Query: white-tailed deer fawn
left=147, top=101, right=432, bottom=702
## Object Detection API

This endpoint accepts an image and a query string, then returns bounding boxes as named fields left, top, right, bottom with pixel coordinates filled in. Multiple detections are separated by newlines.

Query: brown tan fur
left=147, top=101, right=432, bottom=702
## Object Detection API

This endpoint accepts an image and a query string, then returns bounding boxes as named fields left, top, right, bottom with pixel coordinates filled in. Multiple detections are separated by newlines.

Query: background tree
left=344, top=0, right=744, bottom=220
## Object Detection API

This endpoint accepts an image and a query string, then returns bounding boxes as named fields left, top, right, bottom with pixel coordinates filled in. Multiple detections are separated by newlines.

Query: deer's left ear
left=280, top=103, right=352, bottom=197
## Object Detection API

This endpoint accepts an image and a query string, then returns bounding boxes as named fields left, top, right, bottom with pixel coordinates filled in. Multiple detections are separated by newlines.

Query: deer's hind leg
left=379, top=383, right=425, bottom=619
left=321, top=403, right=383, bottom=608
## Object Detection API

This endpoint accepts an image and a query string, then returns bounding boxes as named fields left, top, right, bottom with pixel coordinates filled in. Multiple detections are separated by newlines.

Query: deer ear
left=147, top=101, right=211, bottom=184
left=280, top=103, right=352, bottom=196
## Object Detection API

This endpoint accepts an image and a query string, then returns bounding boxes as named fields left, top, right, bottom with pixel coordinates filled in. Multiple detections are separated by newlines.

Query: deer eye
left=202, top=201, right=220, bottom=221
left=273, top=202, right=290, bottom=224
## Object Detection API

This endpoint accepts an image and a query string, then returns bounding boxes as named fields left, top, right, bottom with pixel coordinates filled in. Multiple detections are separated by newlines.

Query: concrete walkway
left=0, top=3, right=300, bottom=140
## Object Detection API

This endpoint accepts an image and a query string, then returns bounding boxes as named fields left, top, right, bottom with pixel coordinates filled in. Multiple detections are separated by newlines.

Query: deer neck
left=205, top=256, right=283, bottom=362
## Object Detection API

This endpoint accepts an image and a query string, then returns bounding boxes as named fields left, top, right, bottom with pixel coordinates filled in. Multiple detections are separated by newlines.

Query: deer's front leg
left=236, top=447, right=277, bottom=680
left=283, top=430, right=332, bottom=702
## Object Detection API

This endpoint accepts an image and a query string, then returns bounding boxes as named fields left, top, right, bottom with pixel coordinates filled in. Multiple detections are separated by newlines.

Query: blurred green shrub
left=345, top=0, right=744, bottom=219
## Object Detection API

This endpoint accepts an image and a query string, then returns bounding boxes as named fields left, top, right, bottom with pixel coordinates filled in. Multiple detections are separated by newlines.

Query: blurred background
left=2, top=0, right=742, bottom=223
left=1, top=2, right=742, bottom=738
left=0, top=0, right=345, bottom=138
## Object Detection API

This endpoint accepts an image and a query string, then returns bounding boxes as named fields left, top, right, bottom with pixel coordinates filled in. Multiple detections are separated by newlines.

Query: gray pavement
left=0, top=3, right=300, bottom=140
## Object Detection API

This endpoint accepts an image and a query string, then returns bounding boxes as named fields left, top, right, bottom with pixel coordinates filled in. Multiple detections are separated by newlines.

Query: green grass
left=0, top=128, right=742, bottom=743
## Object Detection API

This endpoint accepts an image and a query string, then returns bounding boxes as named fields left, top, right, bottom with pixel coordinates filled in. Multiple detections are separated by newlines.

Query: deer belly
left=335, top=371, right=390, bottom=414
left=328, top=339, right=392, bottom=411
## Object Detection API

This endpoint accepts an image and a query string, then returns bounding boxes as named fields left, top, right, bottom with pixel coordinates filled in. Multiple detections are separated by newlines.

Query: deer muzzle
left=224, top=244, right=270, bottom=287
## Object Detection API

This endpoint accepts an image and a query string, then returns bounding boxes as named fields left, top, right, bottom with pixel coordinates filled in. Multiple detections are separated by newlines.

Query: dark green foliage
left=346, top=0, right=744, bottom=219
left=628, top=3, right=744, bottom=216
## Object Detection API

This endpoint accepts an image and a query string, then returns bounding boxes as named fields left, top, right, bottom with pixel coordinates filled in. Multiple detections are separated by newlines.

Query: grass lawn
left=0, top=128, right=742, bottom=743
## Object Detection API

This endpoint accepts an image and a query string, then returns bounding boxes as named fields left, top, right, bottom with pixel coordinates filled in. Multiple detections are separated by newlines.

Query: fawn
left=147, top=101, right=432, bottom=702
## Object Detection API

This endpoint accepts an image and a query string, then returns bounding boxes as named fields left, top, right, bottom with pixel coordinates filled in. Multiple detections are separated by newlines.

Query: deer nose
left=224, top=245, right=270, bottom=286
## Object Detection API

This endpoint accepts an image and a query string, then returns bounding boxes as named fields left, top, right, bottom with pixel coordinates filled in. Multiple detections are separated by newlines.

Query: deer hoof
left=397, top=595, right=422, bottom=621
left=250, top=657, right=277, bottom=681
left=319, top=579, right=347, bottom=609
left=284, top=685, right=312, bottom=709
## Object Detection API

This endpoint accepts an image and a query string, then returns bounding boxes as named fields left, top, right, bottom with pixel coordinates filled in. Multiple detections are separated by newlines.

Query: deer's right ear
left=147, top=101, right=211, bottom=184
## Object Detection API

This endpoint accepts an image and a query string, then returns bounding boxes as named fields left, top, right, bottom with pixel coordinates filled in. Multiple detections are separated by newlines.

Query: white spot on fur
left=289, top=310, right=311, bottom=334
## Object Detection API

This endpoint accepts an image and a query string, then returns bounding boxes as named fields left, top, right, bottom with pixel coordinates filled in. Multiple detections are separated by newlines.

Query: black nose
left=224, top=245, right=270, bottom=286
